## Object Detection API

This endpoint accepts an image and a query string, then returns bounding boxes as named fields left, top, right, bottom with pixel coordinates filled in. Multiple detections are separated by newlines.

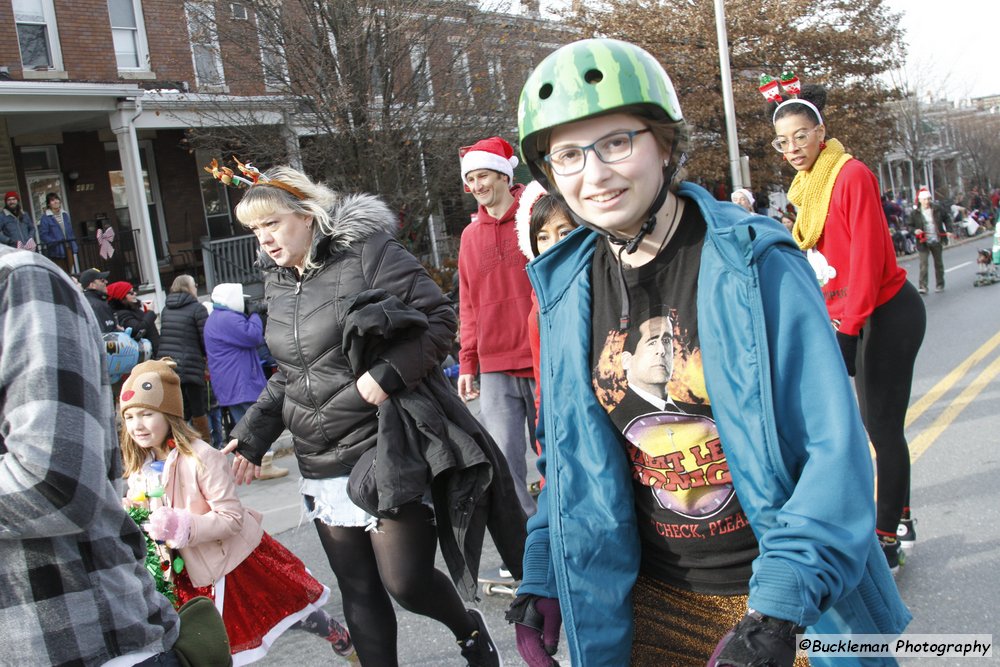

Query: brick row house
left=0, top=0, right=572, bottom=301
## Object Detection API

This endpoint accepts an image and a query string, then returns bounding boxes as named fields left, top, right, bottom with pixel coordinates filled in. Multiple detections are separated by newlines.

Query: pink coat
left=132, top=439, right=264, bottom=588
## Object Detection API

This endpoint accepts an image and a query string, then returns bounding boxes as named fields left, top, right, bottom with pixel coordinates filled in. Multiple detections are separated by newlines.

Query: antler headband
left=760, top=71, right=823, bottom=125
left=203, top=157, right=306, bottom=200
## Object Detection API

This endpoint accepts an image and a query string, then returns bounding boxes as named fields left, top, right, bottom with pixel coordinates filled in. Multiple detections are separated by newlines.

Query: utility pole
left=714, top=0, right=744, bottom=189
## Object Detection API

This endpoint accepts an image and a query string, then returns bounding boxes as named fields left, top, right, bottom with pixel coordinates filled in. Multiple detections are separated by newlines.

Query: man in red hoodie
left=457, top=136, right=537, bottom=525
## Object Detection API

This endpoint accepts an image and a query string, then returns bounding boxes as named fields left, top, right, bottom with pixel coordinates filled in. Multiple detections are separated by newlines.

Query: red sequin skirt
left=174, top=532, right=328, bottom=659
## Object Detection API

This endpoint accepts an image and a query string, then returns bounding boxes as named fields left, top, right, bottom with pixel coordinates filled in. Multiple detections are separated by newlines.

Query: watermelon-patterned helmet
left=518, top=39, right=683, bottom=184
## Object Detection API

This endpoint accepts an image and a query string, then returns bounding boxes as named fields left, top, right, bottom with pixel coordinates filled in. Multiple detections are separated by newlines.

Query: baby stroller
left=972, top=245, right=1000, bottom=287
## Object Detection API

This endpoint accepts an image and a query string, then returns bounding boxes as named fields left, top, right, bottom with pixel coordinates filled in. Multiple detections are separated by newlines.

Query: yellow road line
left=909, top=352, right=1000, bottom=462
left=905, top=329, right=1000, bottom=428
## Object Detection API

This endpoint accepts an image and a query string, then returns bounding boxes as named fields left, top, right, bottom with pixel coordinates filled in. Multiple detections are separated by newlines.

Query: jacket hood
left=515, top=181, right=548, bottom=260
left=211, top=282, right=245, bottom=312
left=165, top=291, right=199, bottom=308
left=259, top=192, right=399, bottom=271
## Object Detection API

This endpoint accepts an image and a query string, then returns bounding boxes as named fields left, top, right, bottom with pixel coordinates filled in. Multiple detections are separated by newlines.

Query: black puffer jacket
left=232, top=193, right=456, bottom=479
left=156, top=291, right=208, bottom=385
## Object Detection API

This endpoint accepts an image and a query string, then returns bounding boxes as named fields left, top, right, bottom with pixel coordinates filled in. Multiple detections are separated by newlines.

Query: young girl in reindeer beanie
left=120, top=359, right=356, bottom=665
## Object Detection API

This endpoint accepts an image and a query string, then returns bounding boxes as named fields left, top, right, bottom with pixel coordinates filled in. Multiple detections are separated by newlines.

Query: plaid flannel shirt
left=0, top=247, right=178, bottom=666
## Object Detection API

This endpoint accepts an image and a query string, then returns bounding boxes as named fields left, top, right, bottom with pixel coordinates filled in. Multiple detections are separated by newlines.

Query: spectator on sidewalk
left=107, top=280, right=160, bottom=355
left=730, top=188, right=755, bottom=213
left=79, top=267, right=117, bottom=332
left=457, top=136, right=538, bottom=520
left=38, top=192, right=77, bottom=273
left=0, top=191, right=37, bottom=250
left=157, top=274, right=211, bottom=442
left=204, top=282, right=287, bottom=478
left=907, top=188, right=951, bottom=294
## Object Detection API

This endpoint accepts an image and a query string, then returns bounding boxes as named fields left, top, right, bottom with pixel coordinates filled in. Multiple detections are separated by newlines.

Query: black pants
left=180, top=382, right=208, bottom=419
left=312, top=502, right=475, bottom=666
left=854, top=281, right=926, bottom=534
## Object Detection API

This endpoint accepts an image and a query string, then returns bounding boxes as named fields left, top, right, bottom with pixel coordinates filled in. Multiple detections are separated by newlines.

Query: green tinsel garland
left=127, top=505, right=178, bottom=607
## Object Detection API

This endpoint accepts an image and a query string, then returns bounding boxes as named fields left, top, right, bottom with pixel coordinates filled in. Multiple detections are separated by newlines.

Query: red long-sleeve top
left=815, top=159, right=907, bottom=336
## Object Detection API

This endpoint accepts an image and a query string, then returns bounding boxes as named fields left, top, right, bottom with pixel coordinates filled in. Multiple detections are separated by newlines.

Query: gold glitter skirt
left=631, top=575, right=809, bottom=666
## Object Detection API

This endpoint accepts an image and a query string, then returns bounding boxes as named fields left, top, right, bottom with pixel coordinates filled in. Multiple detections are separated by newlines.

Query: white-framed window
left=231, top=2, right=247, bottom=20
left=487, top=56, right=506, bottom=106
left=257, top=8, right=288, bottom=91
left=185, top=1, right=226, bottom=90
left=449, top=40, right=473, bottom=104
left=108, top=0, right=151, bottom=71
left=409, top=42, right=433, bottom=106
left=12, top=0, right=64, bottom=71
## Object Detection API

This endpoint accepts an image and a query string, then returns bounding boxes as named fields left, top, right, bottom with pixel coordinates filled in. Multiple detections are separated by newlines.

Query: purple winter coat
left=203, top=308, right=267, bottom=406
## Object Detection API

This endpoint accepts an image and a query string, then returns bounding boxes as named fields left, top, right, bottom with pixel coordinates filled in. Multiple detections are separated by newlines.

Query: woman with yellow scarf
left=770, top=84, right=926, bottom=574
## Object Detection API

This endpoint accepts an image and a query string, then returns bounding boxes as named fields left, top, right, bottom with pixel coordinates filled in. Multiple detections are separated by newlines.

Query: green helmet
left=518, top=38, right=683, bottom=184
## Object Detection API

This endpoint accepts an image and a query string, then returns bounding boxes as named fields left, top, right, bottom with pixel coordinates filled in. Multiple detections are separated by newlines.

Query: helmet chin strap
left=560, top=164, right=677, bottom=331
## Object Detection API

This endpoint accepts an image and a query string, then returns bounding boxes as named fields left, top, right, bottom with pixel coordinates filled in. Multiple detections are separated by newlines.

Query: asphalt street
left=236, top=232, right=1000, bottom=666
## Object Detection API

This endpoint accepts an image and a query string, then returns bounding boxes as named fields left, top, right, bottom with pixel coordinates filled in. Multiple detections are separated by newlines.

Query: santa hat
left=731, top=188, right=755, bottom=206
left=106, top=280, right=134, bottom=302
left=120, top=358, right=184, bottom=418
left=515, top=181, right=549, bottom=260
left=460, top=137, right=519, bottom=187
left=917, top=187, right=932, bottom=202
left=4, top=191, right=19, bottom=201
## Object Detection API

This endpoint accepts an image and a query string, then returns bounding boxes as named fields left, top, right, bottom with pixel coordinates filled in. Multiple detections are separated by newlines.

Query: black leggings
left=313, top=502, right=476, bottom=667
left=854, top=280, right=926, bottom=534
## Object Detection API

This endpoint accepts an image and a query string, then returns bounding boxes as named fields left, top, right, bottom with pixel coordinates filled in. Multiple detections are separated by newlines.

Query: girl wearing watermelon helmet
left=506, top=39, right=909, bottom=666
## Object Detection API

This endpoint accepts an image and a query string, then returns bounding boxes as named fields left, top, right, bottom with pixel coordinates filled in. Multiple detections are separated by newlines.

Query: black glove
left=709, top=610, right=801, bottom=667
left=245, top=298, right=268, bottom=316
left=836, top=331, right=859, bottom=377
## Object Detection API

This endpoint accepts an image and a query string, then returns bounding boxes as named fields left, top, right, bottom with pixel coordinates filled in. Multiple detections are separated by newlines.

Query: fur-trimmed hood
left=514, top=180, right=549, bottom=261
left=259, top=192, right=399, bottom=271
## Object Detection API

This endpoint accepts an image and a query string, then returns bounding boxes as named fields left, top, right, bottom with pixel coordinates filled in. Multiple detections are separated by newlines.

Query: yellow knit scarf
left=786, top=138, right=853, bottom=250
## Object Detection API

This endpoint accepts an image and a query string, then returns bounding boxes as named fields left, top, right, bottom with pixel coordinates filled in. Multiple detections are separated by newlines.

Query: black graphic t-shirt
left=590, top=201, right=758, bottom=595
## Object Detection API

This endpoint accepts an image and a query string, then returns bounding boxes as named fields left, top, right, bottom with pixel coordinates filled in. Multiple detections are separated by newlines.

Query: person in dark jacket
left=106, top=280, right=159, bottom=356
left=79, top=267, right=117, bottom=333
left=157, top=273, right=210, bottom=442
left=1, top=191, right=37, bottom=249
left=907, top=188, right=951, bottom=294
left=38, top=192, right=78, bottom=273
left=222, top=165, right=507, bottom=667
left=203, top=281, right=288, bottom=477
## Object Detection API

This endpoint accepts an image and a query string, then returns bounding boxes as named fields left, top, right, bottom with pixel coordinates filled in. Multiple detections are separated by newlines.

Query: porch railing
left=37, top=228, right=143, bottom=284
left=200, top=235, right=263, bottom=292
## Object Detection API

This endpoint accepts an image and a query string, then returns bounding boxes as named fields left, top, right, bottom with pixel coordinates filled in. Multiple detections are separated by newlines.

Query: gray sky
left=883, top=0, right=999, bottom=100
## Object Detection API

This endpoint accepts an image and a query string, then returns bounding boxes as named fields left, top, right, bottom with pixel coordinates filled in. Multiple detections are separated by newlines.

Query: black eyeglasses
left=544, top=129, right=652, bottom=176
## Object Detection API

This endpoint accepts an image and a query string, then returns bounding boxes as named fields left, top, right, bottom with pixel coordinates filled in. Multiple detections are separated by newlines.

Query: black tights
left=313, top=502, right=476, bottom=667
left=854, top=281, right=926, bottom=535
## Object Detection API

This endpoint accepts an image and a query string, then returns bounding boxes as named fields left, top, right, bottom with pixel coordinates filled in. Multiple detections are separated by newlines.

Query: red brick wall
left=142, top=0, right=198, bottom=84
left=0, top=2, right=22, bottom=75
left=53, top=0, right=118, bottom=80
left=151, top=131, right=208, bottom=244
left=58, top=131, right=118, bottom=236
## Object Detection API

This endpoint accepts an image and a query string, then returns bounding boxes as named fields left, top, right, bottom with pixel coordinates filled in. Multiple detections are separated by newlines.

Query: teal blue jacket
left=520, top=182, right=910, bottom=666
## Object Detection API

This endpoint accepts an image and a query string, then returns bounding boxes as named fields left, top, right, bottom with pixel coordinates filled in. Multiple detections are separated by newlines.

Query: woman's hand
left=223, top=438, right=261, bottom=485
left=356, top=371, right=389, bottom=406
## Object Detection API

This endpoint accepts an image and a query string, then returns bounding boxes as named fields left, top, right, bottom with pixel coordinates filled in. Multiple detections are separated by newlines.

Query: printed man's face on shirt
left=623, top=315, right=674, bottom=396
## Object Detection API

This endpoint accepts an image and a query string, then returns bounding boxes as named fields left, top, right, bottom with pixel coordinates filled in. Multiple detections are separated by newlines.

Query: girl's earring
left=819, top=141, right=827, bottom=150
left=781, top=154, right=787, bottom=162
